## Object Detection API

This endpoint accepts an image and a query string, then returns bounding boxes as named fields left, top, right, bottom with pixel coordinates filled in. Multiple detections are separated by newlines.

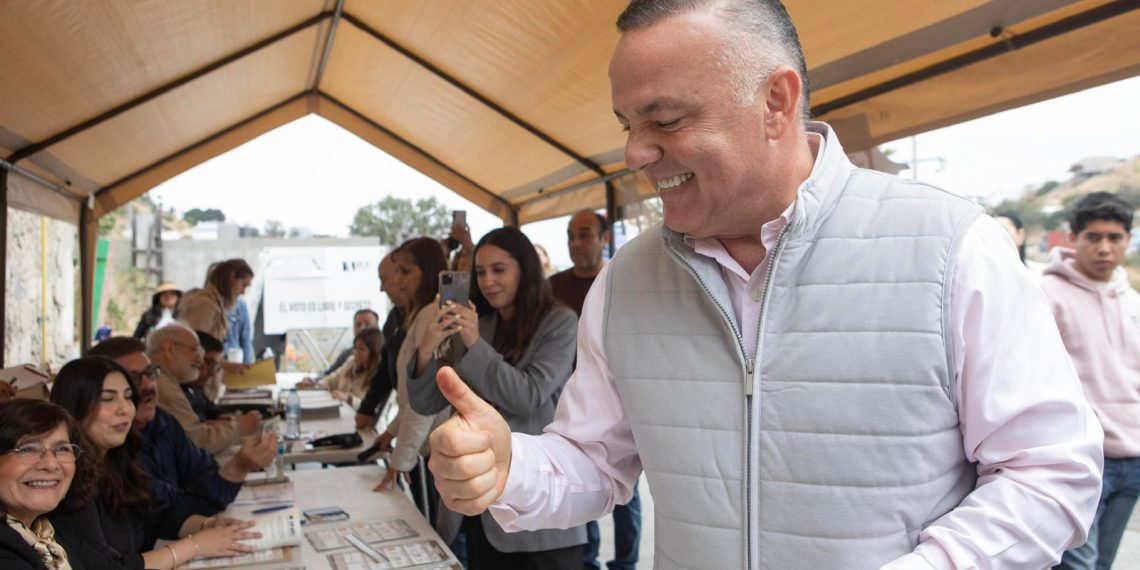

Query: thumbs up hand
left=428, top=366, right=512, bottom=515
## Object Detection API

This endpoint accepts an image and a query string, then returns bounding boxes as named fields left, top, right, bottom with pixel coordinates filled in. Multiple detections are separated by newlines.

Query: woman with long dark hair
left=0, top=399, right=96, bottom=569
left=299, top=327, right=384, bottom=408
left=408, top=227, right=585, bottom=569
left=49, top=357, right=258, bottom=570
left=373, top=239, right=452, bottom=521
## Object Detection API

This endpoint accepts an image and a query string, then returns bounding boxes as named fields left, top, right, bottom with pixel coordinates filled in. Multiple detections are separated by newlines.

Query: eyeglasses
left=170, top=341, right=205, bottom=357
left=201, top=358, right=222, bottom=373
left=128, top=364, right=162, bottom=384
left=5, top=443, right=82, bottom=464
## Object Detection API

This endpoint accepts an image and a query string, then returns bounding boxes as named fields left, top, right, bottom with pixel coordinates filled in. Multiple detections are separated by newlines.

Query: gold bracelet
left=166, top=544, right=179, bottom=568
left=190, top=534, right=200, bottom=559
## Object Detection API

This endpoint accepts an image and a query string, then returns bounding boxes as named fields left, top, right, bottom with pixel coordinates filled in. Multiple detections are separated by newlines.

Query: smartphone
left=452, top=210, right=467, bottom=227
left=439, top=271, right=470, bottom=307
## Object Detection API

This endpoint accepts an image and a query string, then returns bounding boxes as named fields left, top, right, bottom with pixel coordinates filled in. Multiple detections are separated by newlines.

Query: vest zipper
left=665, top=226, right=790, bottom=570
left=747, top=223, right=791, bottom=569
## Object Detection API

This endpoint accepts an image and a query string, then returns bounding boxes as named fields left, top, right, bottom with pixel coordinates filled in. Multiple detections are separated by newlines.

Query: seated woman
left=50, top=357, right=259, bottom=570
left=0, top=399, right=96, bottom=570
left=297, top=327, right=383, bottom=409
left=407, top=227, right=586, bottom=569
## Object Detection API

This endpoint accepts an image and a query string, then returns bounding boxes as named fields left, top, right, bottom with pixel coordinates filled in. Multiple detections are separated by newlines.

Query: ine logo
left=342, top=260, right=371, bottom=272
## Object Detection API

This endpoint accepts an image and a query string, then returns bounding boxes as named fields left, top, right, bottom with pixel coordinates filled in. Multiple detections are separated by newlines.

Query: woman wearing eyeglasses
left=49, top=357, right=260, bottom=570
left=0, top=399, right=94, bottom=569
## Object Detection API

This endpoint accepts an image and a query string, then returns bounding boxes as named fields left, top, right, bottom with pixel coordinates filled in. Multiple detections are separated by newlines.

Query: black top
left=181, top=385, right=223, bottom=421
left=51, top=494, right=189, bottom=570
left=0, top=519, right=87, bottom=570
left=139, top=408, right=241, bottom=516
left=357, top=306, right=405, bottom=417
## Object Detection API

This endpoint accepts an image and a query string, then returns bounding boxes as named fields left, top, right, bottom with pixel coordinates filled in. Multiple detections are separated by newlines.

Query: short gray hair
left=617, top=0, right=810, bottom=122
left=145, top=321, right=196, bottom=357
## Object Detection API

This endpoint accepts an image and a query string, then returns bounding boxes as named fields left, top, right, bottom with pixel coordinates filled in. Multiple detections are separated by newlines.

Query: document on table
left=327, top=540, right=458, bottom=570
left=240, top=507, right=304, bottom=551
left=232, top=480, right=294, bottom=506
left=185, top=547, right=293, bottom=569
left=305, top=517, right=419, bottom=551
left=223, top=358, right=277, bottom=389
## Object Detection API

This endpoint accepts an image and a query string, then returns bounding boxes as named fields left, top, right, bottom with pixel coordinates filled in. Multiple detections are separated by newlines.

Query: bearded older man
left=147, top=322, right=261, bottom=453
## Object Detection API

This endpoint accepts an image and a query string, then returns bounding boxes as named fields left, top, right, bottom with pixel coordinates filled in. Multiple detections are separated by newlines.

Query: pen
left=251, top=504, right=292, bottom=515
left=344, top=533, right=389, bottom=563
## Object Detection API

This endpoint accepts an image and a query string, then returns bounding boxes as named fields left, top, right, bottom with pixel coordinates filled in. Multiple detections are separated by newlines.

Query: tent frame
left=4, top=0, right=1140, bottom=361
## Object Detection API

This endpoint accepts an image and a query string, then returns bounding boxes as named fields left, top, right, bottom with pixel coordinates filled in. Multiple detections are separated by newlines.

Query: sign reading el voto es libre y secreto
left=261, top=247, right=387, bottom=334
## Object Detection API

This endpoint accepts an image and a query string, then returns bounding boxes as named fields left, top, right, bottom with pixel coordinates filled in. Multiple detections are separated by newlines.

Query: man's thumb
left=437, top=366, right=492, bottom=419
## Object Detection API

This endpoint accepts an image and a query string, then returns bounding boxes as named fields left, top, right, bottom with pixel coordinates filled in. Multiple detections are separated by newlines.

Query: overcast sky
left=151, top=75, right=1140, bottom=270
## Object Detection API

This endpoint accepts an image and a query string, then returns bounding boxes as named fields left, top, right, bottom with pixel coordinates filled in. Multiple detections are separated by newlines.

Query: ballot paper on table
left=241, top=507, right=304, bottom=551
left=223, top=358, right=277, bottom=389
left=187, top=508, right=303, bottom=569
left=231, top=480, right=295, bottom=506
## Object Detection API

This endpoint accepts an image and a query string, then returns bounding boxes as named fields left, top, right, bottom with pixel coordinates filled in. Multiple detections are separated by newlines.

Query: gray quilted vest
left=603, top=125, right=982, bottom=569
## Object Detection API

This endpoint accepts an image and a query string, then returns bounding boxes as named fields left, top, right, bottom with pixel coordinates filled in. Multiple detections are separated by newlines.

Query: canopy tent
left=3, top=0, right=1140, bottom=357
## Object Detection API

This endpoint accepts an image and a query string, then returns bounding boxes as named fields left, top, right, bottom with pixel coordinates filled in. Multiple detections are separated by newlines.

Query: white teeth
left=25, top=481, right=59, bottom=488
left=657, top=173, right=692, bottom=190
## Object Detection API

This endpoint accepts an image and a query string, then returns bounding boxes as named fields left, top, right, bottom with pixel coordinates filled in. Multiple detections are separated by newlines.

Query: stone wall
left=4, top=208, right=79, bottom=368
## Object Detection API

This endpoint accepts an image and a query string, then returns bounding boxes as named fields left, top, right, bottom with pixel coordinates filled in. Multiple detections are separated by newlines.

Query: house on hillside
left=1070, top=156, right=1124, bottom=181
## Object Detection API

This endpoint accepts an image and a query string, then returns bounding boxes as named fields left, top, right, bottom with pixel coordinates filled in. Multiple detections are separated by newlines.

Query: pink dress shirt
left=490, top=156, right=1103, bottom=569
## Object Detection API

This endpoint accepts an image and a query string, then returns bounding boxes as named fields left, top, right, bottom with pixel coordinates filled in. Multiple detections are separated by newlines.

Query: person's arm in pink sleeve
left=490, top=264, right=643, bottom=531
left=884, top=216, right=1103, bottom=569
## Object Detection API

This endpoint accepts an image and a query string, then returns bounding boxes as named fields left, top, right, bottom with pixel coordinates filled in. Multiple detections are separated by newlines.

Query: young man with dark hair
left=88, top=336, right=276, bottom=515
left=1045, top=192, right=1140, bottom=570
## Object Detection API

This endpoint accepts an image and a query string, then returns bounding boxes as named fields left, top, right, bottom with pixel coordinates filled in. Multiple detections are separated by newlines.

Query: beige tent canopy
left=3, top=0, right=1140, bottom=353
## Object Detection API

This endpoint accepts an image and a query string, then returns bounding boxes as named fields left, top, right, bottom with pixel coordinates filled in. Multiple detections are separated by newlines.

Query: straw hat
left=155, top=282, right=182, bottom=295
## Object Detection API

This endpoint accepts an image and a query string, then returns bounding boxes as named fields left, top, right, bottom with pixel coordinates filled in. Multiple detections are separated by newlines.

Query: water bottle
left=263, top=427, right=285, bottom=480
left=285, top=388, right=302, bottom=440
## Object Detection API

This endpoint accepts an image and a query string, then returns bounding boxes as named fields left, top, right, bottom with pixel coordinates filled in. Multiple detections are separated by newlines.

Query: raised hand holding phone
left=428, top=366, right=512, bottom=515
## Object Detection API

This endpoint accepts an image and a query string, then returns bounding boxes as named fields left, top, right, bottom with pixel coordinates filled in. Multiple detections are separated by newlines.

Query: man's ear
left=602, top=230, right=612, bottom=245
left=762, top=66, right=802, bottom=139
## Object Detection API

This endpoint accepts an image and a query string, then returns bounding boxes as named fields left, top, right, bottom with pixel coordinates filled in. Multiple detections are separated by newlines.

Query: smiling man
left=424, top=1, right=1105, bottom=568
left=1043, top=192, right=1140, bottom=570
left=147, top=322, right=260, bottom=453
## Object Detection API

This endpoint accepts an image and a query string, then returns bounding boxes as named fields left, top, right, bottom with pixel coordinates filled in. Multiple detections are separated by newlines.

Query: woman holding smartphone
left=408, top=227, right=585, bottom=569
left=49, top=357, right=259, bottom=570
left=373, top=238, right=452, bottom=523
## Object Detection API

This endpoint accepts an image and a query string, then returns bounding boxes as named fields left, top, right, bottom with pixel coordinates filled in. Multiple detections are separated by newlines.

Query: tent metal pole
left=812, top=0, right=1140, bottom=117
left=1, top=168, right=7, bottom=367
left=78, top=207, right=95, bottom=355
left=0, top=158, right=79, bottom=204
left=310, top=0, right=345, bottom=91
left=518, top=169, right=635, bottom=208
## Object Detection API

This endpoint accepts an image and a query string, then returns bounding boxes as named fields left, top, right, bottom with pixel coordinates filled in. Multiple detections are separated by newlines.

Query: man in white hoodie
left=1044, top=191, right=1140, bottom=570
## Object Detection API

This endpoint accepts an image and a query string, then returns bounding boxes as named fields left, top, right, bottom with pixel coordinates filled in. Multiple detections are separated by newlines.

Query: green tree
left=183, top=208, right=226, bottom=225
left=350, top=196, right=451, bottom=247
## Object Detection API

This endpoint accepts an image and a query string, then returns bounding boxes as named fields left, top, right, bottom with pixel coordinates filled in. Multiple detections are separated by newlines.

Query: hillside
left=990, top=155, right=1140, bottom=287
